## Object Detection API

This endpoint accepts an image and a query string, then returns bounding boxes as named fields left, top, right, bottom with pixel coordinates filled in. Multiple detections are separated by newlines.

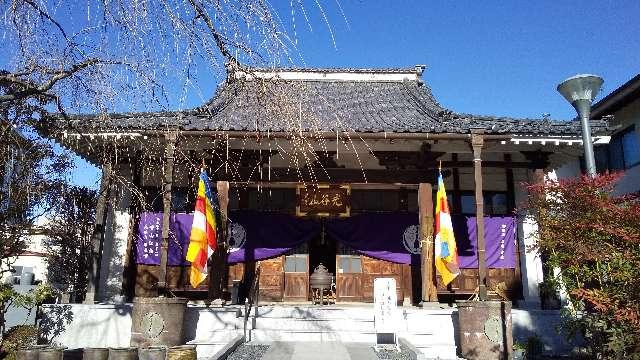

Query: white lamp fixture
left=557, top=74, right=604, bottom=177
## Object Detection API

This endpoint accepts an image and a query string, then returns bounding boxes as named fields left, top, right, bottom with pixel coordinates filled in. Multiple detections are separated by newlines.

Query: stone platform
left=41, top=303, right=574, bottom=359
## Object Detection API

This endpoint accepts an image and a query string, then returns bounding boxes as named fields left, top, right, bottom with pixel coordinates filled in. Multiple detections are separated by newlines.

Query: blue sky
left=68, top=0, right=640, bottom=188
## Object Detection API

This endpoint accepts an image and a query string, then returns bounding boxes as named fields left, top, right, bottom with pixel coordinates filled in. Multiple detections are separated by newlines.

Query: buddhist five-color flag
left=434, top=169, right=460, bottom=286
left=186, top=169, right=217, bottom=288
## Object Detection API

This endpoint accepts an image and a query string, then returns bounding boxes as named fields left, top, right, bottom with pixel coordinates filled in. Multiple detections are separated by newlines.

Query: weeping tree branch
left=186, top=0, right=240, bottom=68
left=20, top=0, right=69, bottom=41
left=0, top=58, right=101, bottom=103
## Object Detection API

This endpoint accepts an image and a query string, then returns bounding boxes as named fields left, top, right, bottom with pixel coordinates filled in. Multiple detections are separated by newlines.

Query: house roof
left=53, top=67, right=611, bottom=137
left=591, top=73, right=640, bottom=119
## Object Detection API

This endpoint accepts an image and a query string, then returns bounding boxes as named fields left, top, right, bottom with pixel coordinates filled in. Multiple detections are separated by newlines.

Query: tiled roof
left=55, top=68, right=611, bottom=136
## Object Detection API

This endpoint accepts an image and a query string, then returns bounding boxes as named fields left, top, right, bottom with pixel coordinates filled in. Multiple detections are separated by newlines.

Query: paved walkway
left=260, top=341, right=379, bottom=360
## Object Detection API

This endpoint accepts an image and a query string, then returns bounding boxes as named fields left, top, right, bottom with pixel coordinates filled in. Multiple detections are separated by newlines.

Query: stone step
left=249, top=329, right=377, bottom=343
left=253, top=317, right=375, bottom=332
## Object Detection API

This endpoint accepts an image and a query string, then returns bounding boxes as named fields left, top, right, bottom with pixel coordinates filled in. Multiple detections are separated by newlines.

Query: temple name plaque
left=296, top=184, right=350, bottom=217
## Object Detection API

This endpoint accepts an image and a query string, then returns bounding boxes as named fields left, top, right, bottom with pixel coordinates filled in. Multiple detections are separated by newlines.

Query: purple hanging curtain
left=325, top=213, right=517, bottom=268
left=226, top=210, right=320, bottom=264
left=135, top=211, right=516, bottom=268
left=454, top=216, right=517, bottom=268
left=326, top=213, right=422, bottom=265
left=135, top=212, right=191, bottom=266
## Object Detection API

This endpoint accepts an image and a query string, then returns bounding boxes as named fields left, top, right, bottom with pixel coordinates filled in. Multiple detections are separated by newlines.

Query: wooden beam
left=158, top=132, right=177, bottom=294
left=419, top=183, right=438, bottom=302
left=84, top=162, right=113, bottom=303
left=472, top=132, right=488, bottom=301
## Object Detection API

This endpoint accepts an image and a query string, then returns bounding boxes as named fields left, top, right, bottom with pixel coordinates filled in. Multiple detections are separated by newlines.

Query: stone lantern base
left=457, top=300, right=513, bottom=360
left=130, top=297, right=188, bottom=347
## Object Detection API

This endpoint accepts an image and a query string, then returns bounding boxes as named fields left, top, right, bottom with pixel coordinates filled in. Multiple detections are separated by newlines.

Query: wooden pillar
left=505, top=153, right=522, bottom=299
left=158, top=132, right=177, bottom=295
left=85, top=162, right=113, bottom=303
left=472, top=132, right=488, bottom=301
left=208, top=181, right=230, bottom=301
left=419, top=183, right=438, bottom=302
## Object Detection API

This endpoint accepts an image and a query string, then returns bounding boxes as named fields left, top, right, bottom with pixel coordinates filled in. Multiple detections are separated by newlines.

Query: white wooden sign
left=374, top=278, right=398, bottom=338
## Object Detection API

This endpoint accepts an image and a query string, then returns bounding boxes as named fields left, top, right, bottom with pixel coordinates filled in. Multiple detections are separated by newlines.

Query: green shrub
left=1, top=325, right=38, bottom=360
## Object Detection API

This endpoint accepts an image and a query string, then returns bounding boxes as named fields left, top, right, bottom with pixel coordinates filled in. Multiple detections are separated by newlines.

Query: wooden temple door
left=258, top=256, right=284, bottom=301
left=361, top=257, right=403, bottom=303
left=335, top=254, right=363, bottom=301
left=283, top=254, right=309, bottom=301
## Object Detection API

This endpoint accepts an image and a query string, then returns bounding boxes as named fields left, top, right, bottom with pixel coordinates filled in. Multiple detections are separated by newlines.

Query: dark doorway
left=308, top=220, right=337, bottom=276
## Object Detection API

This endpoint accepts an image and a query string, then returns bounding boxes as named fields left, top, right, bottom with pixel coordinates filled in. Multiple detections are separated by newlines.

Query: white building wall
left=4, top=217, right=50, bottom=284
left=512, top=168, right=544, bottom=309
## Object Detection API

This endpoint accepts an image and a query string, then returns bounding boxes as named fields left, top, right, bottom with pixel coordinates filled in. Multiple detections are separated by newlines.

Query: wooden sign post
left=374, top=277, right=398, bottom=347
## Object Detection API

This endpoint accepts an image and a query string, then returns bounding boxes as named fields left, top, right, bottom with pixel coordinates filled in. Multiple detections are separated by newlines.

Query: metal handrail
left=243, top=265, right=260, bottom=341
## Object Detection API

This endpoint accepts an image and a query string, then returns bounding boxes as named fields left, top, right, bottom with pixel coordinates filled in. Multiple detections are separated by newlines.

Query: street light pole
left=574, top=99, right=597, bottom=177
left=557, top=74, right=604, bottom=177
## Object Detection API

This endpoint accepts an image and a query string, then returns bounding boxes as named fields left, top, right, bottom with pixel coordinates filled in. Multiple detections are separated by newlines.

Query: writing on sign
left=296, top=184, right=350, bottom=217
left=374, top=277, right=398, bottom=335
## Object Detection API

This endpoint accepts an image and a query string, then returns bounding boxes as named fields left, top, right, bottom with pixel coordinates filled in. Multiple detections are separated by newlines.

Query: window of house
left=284, top=254, right=308, bottom=273
left=456, top=191, right=509, bottom=215
left=337, top=255, right=362, bottom=273
left=596, top=125, right=640, bottom=171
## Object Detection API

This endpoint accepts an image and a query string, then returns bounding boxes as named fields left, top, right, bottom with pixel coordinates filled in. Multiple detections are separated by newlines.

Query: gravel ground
left=225, top=344, right=270, bottom=360
left=373, top=344, right=413, bottom=360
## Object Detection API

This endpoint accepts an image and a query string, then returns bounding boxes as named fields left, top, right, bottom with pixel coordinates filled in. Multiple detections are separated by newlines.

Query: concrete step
left=253, top=317, right=375, bottom=332
left=188, top=343, right=226, bottom=359
left=190, top=330, right=243, bottom=343
left=249, top=329, right=377, bottom=343
left=253, top=306, right=374, bottom=320
left=399, top=333, right=455, bottom=346
left=187, top=307, right=243, bottom=335
left=414, top=344, right=458, bottom=360
left=402, top=318, right=455, bottom=334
